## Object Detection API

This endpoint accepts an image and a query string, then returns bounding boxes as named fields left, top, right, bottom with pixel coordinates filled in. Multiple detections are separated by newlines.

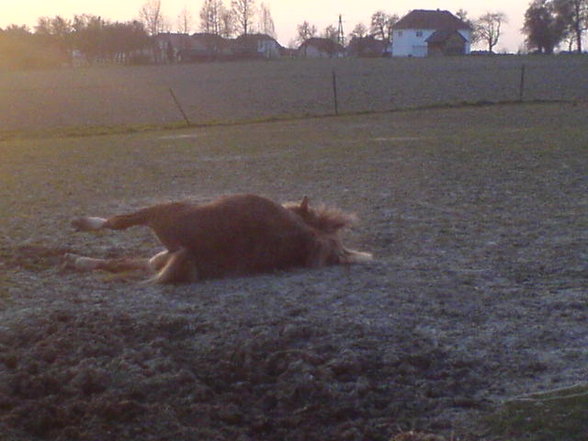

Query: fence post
left=169, top=87, right=191, bottom=125
left=332, top=70, right=339, bottom=115
left=519, top=64, right=526, bottom=102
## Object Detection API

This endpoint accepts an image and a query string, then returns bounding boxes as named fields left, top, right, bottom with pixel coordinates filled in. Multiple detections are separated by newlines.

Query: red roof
left=394, top=10, right=471, bottom=31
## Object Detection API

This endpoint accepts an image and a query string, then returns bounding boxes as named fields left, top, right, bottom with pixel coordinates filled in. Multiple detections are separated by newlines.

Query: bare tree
left=200, top=0, right=223, bottom=34
left=35, top=16, right=72, bottom=38
left=349, top=23, right=368, bottom=40
left=258, top=3, right=276, bottom=37
left=219, top=8, right=235, bottom=37
left=177, top=6, right=193, bottom=34
left=232, top=0, right=255, bottom=36
left=2, top=24, right=31, bottom=37
left=323, top=24, right=338, bottom=41
left=296, top=21, right=317, bottom=45
left=34, top=17, right=52, bottom=36
left=34, top=16, right=73, bottom=53
left=455, top=9, right=479, bottom=44
left=554, top=0, right=588, bottom=52
left=71, top=15, right=106, bottom=63
left=140, top=0, right=165, bottom=35
left=370, top=11, right=398, bottom=43
left=475, top=12, right=508, bottom=52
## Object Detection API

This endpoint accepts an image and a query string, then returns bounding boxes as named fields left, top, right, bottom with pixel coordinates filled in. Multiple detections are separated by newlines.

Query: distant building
left=426, top=30, right=468, bottom=56
left=177, top=33, right=230, bottom=62
left=155, top=32, right=282, bottom=62
left=390, top=9, right=472, bottom=57
left=298, top=38, right=346, bottom=58
left=233, top=34, right=282, bottom=59
left=347, top=36, right=388, bottom=57
left=154, top=33, right=195, bottom=62
left=279, top=47, right=298, bottom=58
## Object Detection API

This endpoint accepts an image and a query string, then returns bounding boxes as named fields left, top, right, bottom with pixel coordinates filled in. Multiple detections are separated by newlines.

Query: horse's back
left=149, top=195, right=315, bottom=278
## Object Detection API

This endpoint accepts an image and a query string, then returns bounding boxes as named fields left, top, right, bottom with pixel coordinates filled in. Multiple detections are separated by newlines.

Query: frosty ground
left=0, top=103, right=586, bottom=440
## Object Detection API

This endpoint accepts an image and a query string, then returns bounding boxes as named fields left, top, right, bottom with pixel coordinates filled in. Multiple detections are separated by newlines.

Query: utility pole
left=336, top=14, right=345, bottom=47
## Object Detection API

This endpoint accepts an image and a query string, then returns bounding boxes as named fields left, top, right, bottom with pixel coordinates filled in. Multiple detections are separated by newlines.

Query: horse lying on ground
left=64, top=194, right=372, bottom=284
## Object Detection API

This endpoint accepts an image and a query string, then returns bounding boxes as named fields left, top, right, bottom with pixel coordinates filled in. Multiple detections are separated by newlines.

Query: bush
left=0, top=35, right=68, bottom=70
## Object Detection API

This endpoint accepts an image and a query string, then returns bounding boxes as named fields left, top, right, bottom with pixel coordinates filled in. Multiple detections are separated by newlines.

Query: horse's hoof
left=61, top=253, right=95, bottom=271
left=71, top=217, right=106, bottom=232
left=61, top=252, right=81, bottom=269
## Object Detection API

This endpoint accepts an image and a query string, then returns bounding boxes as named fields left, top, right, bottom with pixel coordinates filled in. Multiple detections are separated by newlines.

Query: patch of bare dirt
left=0, top=299, right=490, bottom=441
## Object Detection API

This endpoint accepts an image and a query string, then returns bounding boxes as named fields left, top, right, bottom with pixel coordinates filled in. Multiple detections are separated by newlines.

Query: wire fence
left=1, top=55, right=587, bottom=132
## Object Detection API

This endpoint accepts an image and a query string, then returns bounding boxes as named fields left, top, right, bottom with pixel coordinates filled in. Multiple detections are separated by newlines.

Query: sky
left=1, top=1, right=529, bottom=52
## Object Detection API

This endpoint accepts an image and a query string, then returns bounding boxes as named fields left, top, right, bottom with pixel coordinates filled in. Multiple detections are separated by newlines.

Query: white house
left=390, top=9, right=472, bottom=57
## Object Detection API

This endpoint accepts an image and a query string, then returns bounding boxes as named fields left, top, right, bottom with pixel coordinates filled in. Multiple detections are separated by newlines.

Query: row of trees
left=0, top=0, right=275, bottom=69
left=1, top=0, right=586, bottom=69
left=523, top=0, right=587, bottom=53
left=295, top=12, right=397, bottom=48
left=143, top=0, right=587, bottom=54
left=139, top=0, right=275, bottom=38
left=0, top=17, right=151, bottom=69
left=40, top=15, right=150, bottom=62
left=198, top=0, right=275, bottom=37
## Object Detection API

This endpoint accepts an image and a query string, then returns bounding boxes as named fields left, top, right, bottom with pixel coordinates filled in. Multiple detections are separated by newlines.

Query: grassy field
left=1, top=55, right=587, bottom=133
left=0, top=102, right=587, bottom=441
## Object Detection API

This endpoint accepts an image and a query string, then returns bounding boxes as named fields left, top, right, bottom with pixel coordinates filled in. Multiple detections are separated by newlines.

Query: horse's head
left=285, top=196, right=357, bottom=234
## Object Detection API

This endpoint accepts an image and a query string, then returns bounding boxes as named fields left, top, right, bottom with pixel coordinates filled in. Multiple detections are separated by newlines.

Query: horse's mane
left=284, top=197, right=357, bottom=234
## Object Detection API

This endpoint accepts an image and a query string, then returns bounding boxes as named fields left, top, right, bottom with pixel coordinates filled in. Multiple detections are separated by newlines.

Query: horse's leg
left=63, top=253, right=153, bottom=273
left=305, top=237, right=373, bottom=268
left=65, top=248, right=198, bottom=283
left=63, top=249, right=173, bottom=277
left=148, top=250, right=172, bottom=271
left=150, top=248, right=198, bottom=284
left=72, top=207, right=152, bottom=232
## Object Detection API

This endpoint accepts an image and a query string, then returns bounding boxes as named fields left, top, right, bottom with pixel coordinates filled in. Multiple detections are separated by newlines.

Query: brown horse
left=65, top=194, right=372, bottom=283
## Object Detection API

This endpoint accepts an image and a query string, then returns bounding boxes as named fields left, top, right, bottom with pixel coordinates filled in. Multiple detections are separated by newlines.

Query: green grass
left=485, top=384, right=588, bottom=441
left=0, top=121, right=191, bottom=142
left=0, top=99, right=575, bottom=142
